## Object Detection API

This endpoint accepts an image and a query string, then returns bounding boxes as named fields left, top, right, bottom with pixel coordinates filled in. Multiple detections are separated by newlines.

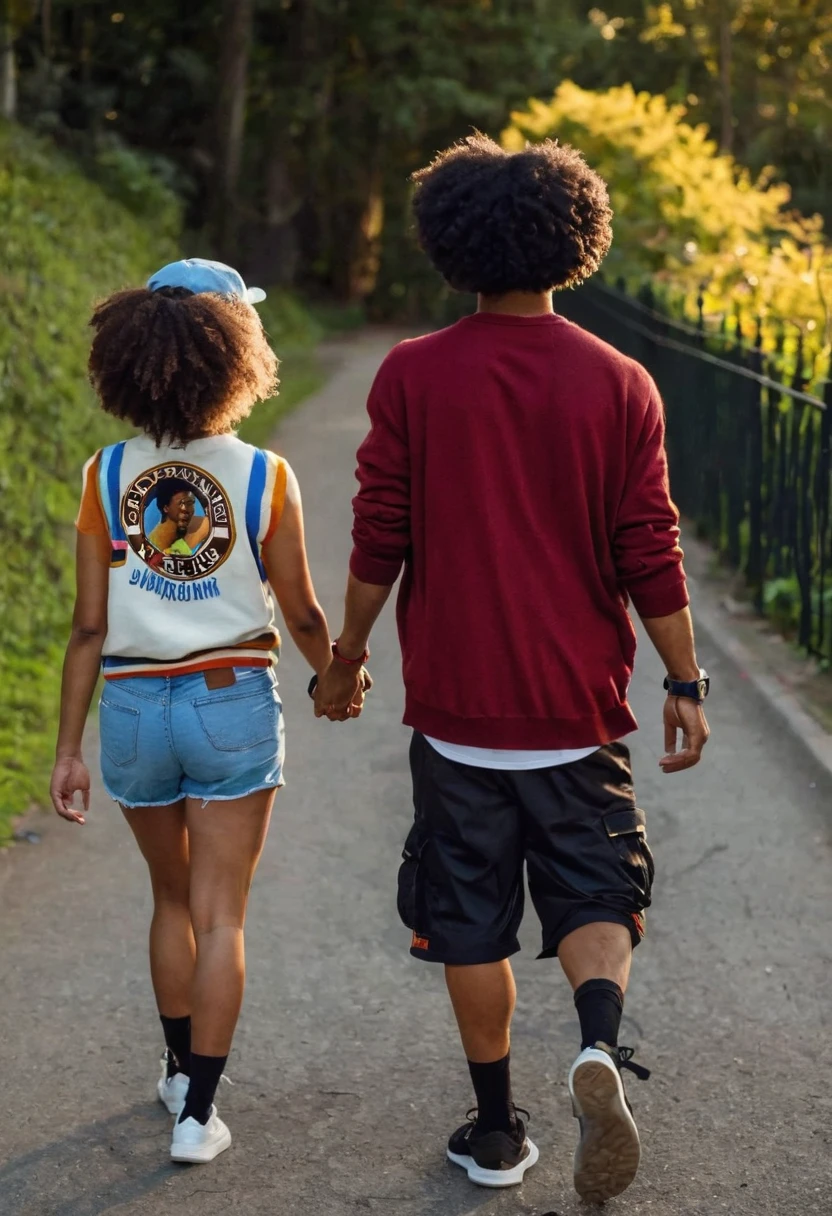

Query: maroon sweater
left=350, top=313, right=688, bottom=748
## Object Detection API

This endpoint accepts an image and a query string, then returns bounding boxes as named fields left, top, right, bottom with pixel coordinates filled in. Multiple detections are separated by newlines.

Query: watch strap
left=663, top=669, right=709, bottom=701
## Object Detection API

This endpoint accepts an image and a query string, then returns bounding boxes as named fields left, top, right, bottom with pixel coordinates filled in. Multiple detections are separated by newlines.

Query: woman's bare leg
left=186, top=788, right=275, bottom=1057
left=121, top=800, right=194, bottom=1019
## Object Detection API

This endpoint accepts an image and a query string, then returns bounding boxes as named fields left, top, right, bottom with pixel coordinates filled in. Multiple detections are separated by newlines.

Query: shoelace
left=614, top=1045, right=651, bottom=1082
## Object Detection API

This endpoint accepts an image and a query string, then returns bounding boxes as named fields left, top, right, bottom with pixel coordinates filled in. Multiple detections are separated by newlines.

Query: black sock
left=179, top=1053, right=228, bottom=1126
left=159, top=1014, right=191, bottom=1079
left=467, top=1053, right=514, bottom=1134
left=574, top=979, right=624, bottom=1051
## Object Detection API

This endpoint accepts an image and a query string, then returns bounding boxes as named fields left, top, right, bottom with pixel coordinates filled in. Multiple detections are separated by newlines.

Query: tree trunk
left=211, top=0, right=255, bottom=258
left=718, top=5, right=734, bottom=153
left=42, top=0, right=52, bottom=62
left=348, top=166, right=384, bottom=301
left=0, top=16, right=17, bottom=120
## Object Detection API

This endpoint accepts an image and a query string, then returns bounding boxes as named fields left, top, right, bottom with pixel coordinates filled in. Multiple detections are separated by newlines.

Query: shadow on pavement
left=0, top=1103, right=179, bottom=1216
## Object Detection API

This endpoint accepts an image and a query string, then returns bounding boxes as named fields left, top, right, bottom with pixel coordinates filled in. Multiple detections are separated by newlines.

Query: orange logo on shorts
left=412, top=933, right=430, bottom=951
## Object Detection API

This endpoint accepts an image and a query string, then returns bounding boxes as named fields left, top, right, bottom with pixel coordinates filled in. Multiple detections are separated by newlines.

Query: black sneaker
left=446, top=1107, right=539, bottom=1188
left=568, top=1043, right=650, bottom=1204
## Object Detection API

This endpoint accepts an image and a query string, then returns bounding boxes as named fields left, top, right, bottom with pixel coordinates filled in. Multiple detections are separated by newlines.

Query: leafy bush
left=92, top=134, right=183, bottom=239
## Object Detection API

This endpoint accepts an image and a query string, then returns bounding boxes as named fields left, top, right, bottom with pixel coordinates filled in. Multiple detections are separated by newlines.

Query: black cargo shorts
left=397, top=732, right=654, bottom=965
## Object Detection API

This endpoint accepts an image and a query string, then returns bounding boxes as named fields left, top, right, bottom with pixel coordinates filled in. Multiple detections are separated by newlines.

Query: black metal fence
left=559, top=281, right=832, bottom=662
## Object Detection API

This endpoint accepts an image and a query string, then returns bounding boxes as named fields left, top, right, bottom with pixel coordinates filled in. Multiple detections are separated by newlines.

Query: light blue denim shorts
left=99, top=667, right=284, bottom=808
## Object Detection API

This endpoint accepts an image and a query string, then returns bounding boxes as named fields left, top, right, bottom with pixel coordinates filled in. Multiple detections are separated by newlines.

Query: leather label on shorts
left=203, top=668, right=237, bottom=690
left=411, top=933, right=430, bottom=951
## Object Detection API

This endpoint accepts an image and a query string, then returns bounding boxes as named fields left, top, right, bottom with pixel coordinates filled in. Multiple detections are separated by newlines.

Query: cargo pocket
left=397, top=821, right=427, bottom=931
left=603, top=806, right=654, bottom=909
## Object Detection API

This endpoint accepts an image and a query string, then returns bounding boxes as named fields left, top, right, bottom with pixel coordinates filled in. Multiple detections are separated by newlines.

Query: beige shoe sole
left=570, top=1051, right=641, bottom=1204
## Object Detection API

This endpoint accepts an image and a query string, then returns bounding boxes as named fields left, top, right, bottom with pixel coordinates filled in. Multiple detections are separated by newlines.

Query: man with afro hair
left=317, top=133, right=710, bottom=1203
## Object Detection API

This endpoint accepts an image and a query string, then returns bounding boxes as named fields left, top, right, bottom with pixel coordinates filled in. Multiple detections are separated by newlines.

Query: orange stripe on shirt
left=262, top=456, right=288, bottom=546
left=76, top=451, right=106, bottom=534
left=75, top=451, right=111, bottom=566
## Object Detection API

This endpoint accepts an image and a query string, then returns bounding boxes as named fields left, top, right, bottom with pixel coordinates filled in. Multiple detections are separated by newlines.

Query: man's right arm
left=615, top=378, right=709, bottom=772
left=640, top=607, right=709, bottom=773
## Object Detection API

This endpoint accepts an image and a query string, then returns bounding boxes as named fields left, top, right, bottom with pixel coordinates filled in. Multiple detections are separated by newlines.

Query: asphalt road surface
left=2, top=331, right=832, bottom=1216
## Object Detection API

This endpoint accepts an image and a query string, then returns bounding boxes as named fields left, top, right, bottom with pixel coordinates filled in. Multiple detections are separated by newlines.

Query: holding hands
left=312, top=640, right=373, bottom=722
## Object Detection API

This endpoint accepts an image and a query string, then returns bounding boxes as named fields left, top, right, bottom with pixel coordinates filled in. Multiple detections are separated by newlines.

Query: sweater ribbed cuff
left=349, top=545, right=402, bottom=587
left=629, top=578, right=690, bottom=619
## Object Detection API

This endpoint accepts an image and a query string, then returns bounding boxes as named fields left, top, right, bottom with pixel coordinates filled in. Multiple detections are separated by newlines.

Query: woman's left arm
left=51, top=532, right=109, bottom=824
left=262, top=463, right=333, bottom=678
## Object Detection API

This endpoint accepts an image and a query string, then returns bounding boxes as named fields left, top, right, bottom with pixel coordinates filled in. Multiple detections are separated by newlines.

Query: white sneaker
left=568, top=1043, right=649, bottom=1204
left=157, top=1058, right=190, bottom=1116
left=171, top=1106, right=232, bottom=1164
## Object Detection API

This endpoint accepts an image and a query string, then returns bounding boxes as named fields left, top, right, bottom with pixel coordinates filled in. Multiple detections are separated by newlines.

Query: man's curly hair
left=88, top=286, right=279, bottom=446
left=411, top=134, right=613, bottom=296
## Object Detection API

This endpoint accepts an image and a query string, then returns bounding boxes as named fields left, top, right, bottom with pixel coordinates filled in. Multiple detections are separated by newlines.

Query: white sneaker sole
left=447, top=1138, right=539, bottom=1188
left=569, top=1049, right=640, bottom=1203
left=171, top=1126, right=232, bottom=1164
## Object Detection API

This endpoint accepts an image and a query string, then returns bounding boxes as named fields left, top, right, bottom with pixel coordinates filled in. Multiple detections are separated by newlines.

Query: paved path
left=2, top=331, right=832, bottom=1216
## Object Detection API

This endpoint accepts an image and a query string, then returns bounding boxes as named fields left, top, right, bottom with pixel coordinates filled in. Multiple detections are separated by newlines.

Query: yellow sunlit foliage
left=505, top=82, right=831, bottom=384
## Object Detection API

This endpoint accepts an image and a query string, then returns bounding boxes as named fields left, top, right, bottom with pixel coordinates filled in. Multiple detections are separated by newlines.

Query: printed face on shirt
left=164, top=490, right=196, bottom=534
left=122, top=464, right=235, bottom=581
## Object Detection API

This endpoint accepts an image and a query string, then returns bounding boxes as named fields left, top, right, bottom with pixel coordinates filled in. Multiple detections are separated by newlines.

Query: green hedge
left=0, top=122, right=325, bottom=841
left=0, top=120, right=181, bottom=839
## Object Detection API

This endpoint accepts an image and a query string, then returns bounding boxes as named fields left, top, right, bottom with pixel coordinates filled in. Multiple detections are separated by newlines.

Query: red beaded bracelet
left=332, top=640, right=370, bottom=666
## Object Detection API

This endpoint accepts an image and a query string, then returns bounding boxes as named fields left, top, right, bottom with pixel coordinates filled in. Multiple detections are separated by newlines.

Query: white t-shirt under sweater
left=425, top=738, right=599, bottom=770
left=76, top=433, right=288, bottom=680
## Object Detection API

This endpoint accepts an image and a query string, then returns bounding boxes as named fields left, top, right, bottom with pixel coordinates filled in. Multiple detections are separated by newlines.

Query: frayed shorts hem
left=105, top=778, right=284, bottom=809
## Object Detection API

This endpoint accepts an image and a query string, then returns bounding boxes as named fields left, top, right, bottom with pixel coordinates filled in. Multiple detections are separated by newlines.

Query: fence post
left=790, top=335, right=813, bottom=650
left=745, top=320, right=764, bottom=609
left=815, top=377, right=832, bottom=659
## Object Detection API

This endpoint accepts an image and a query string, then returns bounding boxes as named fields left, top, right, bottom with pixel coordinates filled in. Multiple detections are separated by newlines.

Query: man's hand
left=314, top=662, right=372, bottom=722
left=659, top=696, right=710, bottom=774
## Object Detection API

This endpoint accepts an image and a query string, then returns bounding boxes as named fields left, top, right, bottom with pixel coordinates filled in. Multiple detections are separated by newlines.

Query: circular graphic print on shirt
left=121, top=463, right=236, bottom=581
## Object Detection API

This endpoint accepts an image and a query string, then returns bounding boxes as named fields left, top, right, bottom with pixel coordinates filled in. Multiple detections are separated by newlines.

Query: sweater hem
left=403, top=697, right=638, bottom=750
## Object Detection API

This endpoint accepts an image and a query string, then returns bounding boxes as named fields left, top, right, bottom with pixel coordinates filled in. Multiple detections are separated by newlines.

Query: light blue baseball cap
left=147, top=257, right=266, bottom=304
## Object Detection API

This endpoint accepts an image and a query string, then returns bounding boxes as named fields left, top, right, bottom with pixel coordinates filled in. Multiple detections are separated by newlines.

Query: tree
left=563, top=1, right=832, bottom=223
left=211, top=0, right=254, bottom=257
left=1, top=0, right=36, bottom=119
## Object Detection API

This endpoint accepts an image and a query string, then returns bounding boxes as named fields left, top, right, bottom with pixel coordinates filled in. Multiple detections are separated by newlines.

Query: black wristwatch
left=663, top=668, right=709, bottom=702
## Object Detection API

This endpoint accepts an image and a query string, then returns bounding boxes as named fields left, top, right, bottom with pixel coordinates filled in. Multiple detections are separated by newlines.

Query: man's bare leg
left=558, top=921, right=645, bottom=1205
left=445, top=960, right=515, bottom=1063
left=443, top=959, right=537, bottom=1184
left=558, top=921, right=632, bottom=999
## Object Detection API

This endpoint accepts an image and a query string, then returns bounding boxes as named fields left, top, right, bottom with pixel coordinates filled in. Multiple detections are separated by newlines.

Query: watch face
left=697, top=676, right=709, bottom=700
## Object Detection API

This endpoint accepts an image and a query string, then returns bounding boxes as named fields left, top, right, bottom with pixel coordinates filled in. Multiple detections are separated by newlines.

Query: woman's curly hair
left=88, top=286, right=279, bottom=446
left=411, top=133, right=613, bottom=296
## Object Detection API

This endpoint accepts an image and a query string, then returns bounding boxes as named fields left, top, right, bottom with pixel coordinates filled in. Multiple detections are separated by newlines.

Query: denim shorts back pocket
left=193, top=684, right=279, bottom=753
left=99, top=699, right=140, bottom=768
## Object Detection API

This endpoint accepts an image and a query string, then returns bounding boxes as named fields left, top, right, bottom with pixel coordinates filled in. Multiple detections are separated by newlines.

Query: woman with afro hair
left=51, top=259, right=367, bottom=1165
